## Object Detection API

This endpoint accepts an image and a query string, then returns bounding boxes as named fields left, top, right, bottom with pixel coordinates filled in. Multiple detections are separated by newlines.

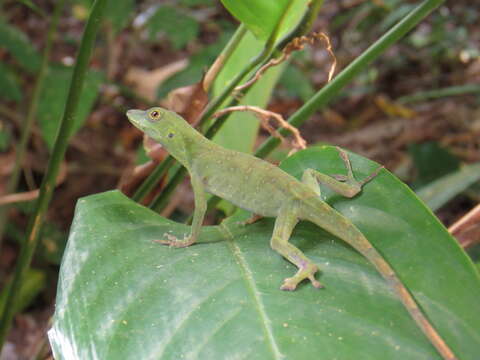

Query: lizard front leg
left=156, top=173, right=206, bottom=248
left=271, top=204, right=323, bottom=291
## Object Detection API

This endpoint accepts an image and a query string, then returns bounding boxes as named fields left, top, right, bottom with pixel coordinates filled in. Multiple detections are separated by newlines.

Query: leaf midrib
left=219, top=222, right=284, bottom=360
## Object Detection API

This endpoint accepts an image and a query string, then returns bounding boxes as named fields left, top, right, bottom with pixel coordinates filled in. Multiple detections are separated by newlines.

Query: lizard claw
left=308, top=275, right=324, bottom=289
left=154, top=233, right=195, bottom=248
left=280, top=264, right=324, bottom=291
left=280, top=278, right=298, bottom=291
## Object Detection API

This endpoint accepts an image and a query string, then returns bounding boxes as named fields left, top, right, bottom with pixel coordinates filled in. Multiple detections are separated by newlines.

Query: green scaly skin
left=127, top=107, right=457, bottom=360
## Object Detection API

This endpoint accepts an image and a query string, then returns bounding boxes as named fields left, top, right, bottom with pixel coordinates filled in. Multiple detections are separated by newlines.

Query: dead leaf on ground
left=375, top=94, right=416, bottom=119
left=124, top=59, right=188, bottom=102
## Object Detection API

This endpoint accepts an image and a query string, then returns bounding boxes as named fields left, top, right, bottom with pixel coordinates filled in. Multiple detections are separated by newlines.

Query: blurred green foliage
left=0, top=269, right=46, bottom=315
left=279, top=65, right=315, bottom=102
left=0, top=63, right=22, bottom=102
left=0, top=18, right=41, bottom=73
left=146, top=5, right=199, bottom=49
left=409, top=142, right=460, bottom=188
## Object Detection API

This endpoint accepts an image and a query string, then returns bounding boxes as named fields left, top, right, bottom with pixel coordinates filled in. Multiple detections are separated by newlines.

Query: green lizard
left=126, top=107, right=456, bottom=360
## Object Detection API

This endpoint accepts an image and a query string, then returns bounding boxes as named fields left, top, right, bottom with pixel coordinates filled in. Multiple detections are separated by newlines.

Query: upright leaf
left=220, top=0, right=311, bottom=41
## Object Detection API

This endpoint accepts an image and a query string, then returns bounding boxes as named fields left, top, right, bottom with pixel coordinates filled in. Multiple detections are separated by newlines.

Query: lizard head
left=126, top=107, right=170, bottom=139
left=126, top=107, right=190, bottom=165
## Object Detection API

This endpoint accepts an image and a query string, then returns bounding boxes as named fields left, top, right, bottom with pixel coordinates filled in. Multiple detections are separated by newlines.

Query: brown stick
left=234, top=32, right=337, bottom=94
left=213, top=105, right=307, bottom=151
left=0, top=189, right=40, bottom=205
left=449, top=203, right=480, bottom=249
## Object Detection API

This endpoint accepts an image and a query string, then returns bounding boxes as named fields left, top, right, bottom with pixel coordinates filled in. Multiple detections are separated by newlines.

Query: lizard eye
left=149, top=110, right=162, bottom=121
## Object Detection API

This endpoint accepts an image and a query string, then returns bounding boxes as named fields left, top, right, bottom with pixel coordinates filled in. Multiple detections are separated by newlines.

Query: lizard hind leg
left=301, top=147, right=383, bottom=199
left=271, top=205, right=323, bottom=291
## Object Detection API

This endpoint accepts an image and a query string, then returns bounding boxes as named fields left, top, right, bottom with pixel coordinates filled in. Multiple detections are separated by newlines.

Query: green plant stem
left=255, top=0, right=447, bottom=159
left=132, top=157, right=174, bottom=202
left=0, top=0, right=108, bottom=349
left=0, top=0, right=64, bottom=248
left=397, top=84, right=480, bottom=104
left=150, top=167, right=187, bottom=212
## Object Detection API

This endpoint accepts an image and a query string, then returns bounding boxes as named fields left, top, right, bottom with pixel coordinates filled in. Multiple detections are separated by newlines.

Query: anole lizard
left=127, top=107, right=457, bottom=360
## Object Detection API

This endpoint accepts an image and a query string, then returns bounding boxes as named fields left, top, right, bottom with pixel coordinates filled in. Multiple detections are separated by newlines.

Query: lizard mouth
left=126, top=109, right=146, bottom=130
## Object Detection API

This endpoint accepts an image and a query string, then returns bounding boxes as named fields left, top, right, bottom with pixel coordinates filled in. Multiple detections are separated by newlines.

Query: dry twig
left=234, top=32, right=336, bottom=95
left=0, top=162, right=67, bottom=205
left=449, top=203, right=480, bottom=249
left=213, top=105, right=307, bottom=152
left=0, top=189, right=40, bottom=205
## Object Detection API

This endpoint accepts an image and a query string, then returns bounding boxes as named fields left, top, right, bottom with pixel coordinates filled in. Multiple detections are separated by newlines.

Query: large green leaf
left=220, top=0, right=310, bottom=41
left=49, top=146, right=479, bottom=359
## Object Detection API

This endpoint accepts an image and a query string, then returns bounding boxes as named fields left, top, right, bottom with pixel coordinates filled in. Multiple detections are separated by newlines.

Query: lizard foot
left=280, top=264, right=323, bottom=291
left=154, top=233, right=195, bottom=248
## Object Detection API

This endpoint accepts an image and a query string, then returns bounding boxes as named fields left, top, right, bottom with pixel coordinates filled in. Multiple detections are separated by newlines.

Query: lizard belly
left=196, top=153, right=290, bottom=217
left=205, top=180, right=283, bottom=217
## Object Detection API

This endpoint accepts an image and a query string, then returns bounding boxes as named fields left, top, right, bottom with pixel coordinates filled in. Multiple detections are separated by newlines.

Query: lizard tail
left=360, top=245, right=457, bottom=360
left=302, top=205, right=458, bottom=360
